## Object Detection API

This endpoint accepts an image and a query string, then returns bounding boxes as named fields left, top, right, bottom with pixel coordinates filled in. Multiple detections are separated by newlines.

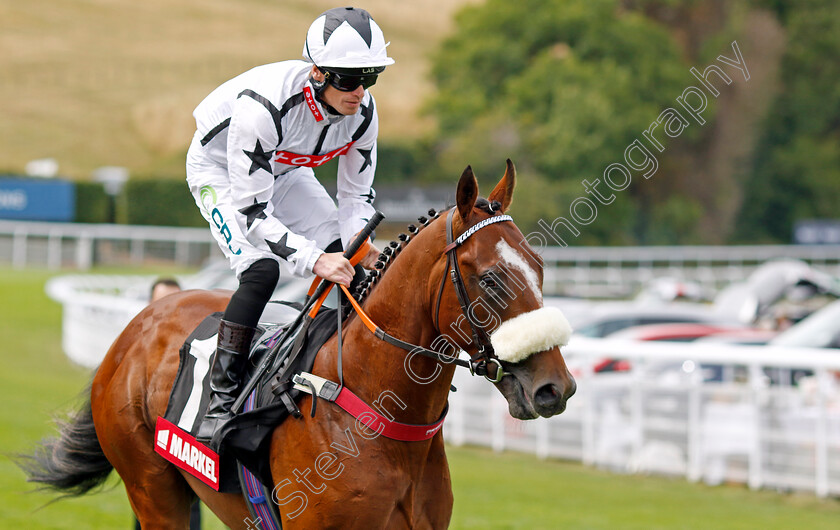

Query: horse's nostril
left=534, top=383, right=561, bottom=408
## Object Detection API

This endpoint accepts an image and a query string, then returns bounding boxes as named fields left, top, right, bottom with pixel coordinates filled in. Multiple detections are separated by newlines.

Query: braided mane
left=352, top=197, right=502, bottom=304
left=352, top=208, right=443, bottom=304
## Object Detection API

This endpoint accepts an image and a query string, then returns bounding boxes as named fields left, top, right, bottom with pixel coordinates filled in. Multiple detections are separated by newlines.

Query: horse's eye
left=480, top=275, right=498, bottom=290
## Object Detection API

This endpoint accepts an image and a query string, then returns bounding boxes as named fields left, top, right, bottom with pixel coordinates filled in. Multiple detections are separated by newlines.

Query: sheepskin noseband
left=490, top=307, right=572, bottom=364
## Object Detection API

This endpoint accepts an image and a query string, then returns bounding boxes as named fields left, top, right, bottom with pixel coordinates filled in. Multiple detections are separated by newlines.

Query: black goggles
left=321, top=68, right=382, bottom=91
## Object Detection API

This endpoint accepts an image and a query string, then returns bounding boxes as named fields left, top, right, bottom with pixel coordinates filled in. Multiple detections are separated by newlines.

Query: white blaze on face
left=495, top=240, right=542, bottom=302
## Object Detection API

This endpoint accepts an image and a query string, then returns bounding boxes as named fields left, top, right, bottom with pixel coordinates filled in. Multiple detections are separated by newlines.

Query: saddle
left=159, top=301, right=338, bottom=493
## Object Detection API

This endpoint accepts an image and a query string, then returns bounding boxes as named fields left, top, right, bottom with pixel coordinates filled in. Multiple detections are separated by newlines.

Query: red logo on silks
left=303, top=86, right=324, bottom=122
left=275, top=141, right=355, bottom=168
left=154, top=417, right=220, bottom=491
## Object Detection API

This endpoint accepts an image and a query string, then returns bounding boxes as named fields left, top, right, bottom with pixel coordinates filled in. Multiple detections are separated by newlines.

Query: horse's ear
left=456, top=166, right=479, bottom=222
left=488, top=159, right=516, bottom=213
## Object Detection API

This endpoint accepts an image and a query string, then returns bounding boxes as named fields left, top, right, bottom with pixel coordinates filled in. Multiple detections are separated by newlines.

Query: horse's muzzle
left=532, top=378, right=576, bottom=417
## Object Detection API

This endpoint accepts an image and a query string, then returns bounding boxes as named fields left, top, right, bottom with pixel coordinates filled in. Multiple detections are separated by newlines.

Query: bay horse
left=23, top=161, right=576, bottom=528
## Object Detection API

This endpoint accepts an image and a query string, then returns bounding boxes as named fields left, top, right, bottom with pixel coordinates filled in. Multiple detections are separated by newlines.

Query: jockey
left=187, top=7, right=392, bottom=444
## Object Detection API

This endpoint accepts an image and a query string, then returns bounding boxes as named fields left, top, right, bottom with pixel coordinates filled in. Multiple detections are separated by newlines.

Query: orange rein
left=306, top=237, right=371, bottom=318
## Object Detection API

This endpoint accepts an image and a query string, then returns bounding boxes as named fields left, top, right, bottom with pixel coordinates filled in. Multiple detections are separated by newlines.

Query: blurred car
left=757, top=299, right=840, bottom=385
left=769, top=299, right=840, bottom=349
left=586, top=322, right=773, bottom=378
left=562, top=303, right=734, bottom=339
left=609, top=322, right=776, bottom=344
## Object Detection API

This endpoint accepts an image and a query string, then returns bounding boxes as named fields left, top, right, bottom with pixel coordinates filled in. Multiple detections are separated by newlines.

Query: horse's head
left=435, top=160, right=576, bottom=419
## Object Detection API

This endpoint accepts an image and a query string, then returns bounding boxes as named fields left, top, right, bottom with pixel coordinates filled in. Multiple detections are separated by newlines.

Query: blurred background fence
left=6, top=220, right=840, bottom=296
left=541, top=244, right=840, bottom=298
left=0, top=220, right=214, bottom=270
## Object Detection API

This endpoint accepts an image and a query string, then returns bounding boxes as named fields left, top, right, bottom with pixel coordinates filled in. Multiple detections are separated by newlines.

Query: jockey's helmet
left=303, top=7, right=394, bottom=74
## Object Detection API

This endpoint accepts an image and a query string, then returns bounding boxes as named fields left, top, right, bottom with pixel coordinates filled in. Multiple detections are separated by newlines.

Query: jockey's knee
left=224, top=258, right=280, bottom=327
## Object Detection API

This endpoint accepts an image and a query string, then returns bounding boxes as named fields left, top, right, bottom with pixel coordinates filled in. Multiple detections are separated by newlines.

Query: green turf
left=447, top=445, right=840, bottom=529
left=2, top=268, right=839, bottom=528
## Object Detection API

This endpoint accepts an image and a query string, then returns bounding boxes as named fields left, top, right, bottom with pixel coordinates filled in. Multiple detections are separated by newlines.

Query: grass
left=448, top=445, right=840, bottom=529
left=0, top=0, right=479, bottom=179
left=2, top=267, right=840, bottom=528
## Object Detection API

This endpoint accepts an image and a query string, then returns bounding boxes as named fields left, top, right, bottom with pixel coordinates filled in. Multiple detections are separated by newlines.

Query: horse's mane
left=352, top=198, right=501, bottom=304
left=352, top=208, right=443, bottom=304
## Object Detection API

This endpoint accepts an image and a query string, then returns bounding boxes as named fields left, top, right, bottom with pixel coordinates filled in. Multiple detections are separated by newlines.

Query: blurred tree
left=427, top=0, right=699, bottom=241
left=737, top=0, right=840, bottom=242
left=430, top=0, right=687, bottom=181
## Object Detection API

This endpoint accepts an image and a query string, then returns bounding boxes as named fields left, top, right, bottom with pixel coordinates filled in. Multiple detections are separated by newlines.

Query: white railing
left=536, top=244, right=840, bottom=297
left=45, top=274, right=152, bottom=367
left=0, top=220, right=217, bottom=270
left=444, top=338, right=840, bottom=498
left=5, top=221, right=840, bottom=296
left=44, top=269, right=310, bottom=368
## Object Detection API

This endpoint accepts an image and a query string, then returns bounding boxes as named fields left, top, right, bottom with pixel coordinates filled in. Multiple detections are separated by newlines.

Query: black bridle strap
left=375, top=327, right=471, bottom=368
left=447, top=212, right=492, bottom=350
left=338, top=284, right=471, bottom=369
left=433, top=248, right=450, bottom=333
left=443, top=209, right=513, bottom=366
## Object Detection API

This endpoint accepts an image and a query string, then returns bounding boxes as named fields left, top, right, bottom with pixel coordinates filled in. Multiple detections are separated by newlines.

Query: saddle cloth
left=161, top=301, right=337, bottom=491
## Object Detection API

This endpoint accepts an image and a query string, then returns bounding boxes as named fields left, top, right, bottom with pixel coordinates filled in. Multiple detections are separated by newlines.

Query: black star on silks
left=239, top=199, right=268, bottom=230
left=357, top=148, right=373, bottom=174
left=361, top=187, right=375, bottom=205
left=265, top=233, right=297, bottom=259
left=243, top=139, right=272, bottom=175
left=323, top=8, right=372, bottom=47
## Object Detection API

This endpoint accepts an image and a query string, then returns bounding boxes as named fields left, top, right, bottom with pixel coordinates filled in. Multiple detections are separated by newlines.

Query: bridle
left=339, top=206, right=515, bottom=383
left=434, top=207, right=513, bottom=382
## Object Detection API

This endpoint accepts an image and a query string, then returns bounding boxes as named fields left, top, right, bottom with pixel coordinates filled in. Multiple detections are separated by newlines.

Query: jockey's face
left=310, top=66, right=366, bottom=116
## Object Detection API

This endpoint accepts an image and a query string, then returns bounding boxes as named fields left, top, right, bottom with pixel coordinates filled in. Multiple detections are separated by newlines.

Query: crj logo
left=199, top=185, right=242, bottom=256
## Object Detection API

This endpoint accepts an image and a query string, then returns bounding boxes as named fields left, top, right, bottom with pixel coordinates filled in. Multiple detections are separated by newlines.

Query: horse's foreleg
left=412, top=437, right=453, bottom=529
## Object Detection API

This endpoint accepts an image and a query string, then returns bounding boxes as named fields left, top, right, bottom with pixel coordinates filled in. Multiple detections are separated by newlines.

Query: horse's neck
left=339, top=228, right=454, bottom=425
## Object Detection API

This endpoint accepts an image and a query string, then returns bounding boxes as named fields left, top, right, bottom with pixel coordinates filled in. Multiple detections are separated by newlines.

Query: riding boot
left=195, top=319, right=256, bottom=445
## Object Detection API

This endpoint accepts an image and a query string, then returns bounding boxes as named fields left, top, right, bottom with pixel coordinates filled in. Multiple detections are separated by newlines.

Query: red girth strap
left=334, top=386, right=447, bottom=442
left=293, top=371, right=448, bottom=442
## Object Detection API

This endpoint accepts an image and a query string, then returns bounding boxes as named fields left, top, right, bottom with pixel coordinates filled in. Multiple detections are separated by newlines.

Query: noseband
left=434, top=208, right=514, bottom=383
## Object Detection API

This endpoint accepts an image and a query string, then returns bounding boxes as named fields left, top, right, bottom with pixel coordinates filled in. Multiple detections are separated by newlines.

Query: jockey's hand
left=359, top=243, right=382, bottom=269
left=313, top=252, right=355, bottom=286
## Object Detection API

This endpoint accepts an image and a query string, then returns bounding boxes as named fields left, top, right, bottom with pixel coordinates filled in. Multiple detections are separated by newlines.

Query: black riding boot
left=195, top=319, right=256, bottom=446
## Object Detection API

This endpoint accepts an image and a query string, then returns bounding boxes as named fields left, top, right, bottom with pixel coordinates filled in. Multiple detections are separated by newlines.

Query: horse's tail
left=18, top=390, right=113, bottom=497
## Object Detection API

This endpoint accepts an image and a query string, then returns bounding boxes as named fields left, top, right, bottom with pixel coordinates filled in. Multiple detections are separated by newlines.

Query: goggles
left=320, top=67, right=383, bottom=92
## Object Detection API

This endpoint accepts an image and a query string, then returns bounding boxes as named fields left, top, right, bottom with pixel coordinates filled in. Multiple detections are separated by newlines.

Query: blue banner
left=0, top=177, right=75, bottom=222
